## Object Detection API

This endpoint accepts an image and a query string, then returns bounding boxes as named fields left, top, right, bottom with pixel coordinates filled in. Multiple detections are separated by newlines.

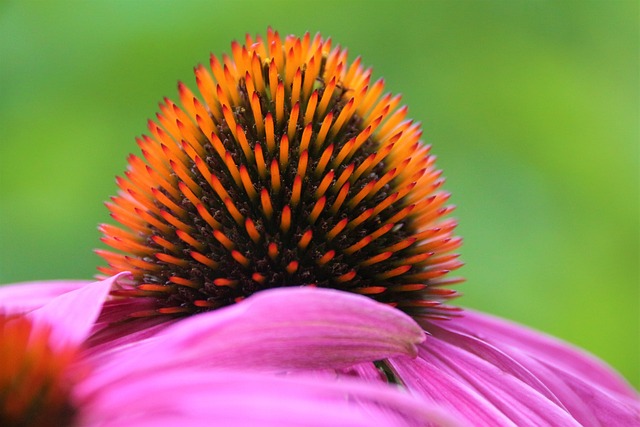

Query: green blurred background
left=1, top=1, right=638, bottom=387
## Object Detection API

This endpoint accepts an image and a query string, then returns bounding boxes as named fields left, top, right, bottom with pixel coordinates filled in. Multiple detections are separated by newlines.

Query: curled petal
left=79, top=368, right=459, bottom=427
left=0, top=280, right=91, bottom=314
left=27, top=273, right=128, bottom=349
left=85, top=287, right=425, bottom=389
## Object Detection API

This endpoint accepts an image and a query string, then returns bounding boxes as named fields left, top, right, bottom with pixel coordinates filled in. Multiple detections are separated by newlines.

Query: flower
left=4, top=29, right=638, bottom=425
left=90, top=29, right=639, bottom=424
left=1, top=274, right=454, bottom=426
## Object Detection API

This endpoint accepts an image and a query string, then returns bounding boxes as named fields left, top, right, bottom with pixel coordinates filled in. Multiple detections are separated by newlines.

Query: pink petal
left=26, top=273, right=128, bottom=349
left=453, top=310, right=637, bottom=398
left=391, top=312, right=640, bottom=426
left=78, top=368, right=458, bottom=427
left=84, top=287, right=425, bottom=391
left=83, top=297, right=177, bottom=356
left=0, top=280, right=90, bottom=314
left=390, top=335, right=582, bottom=426
left=443, top=312, right=640, bottom=425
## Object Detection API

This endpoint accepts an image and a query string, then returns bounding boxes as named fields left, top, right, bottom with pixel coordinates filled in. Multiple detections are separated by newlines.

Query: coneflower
left=2, top=30, right=637, bottom=425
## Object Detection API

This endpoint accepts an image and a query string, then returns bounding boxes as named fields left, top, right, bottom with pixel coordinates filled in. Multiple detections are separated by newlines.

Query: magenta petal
left=85, top=287, right=425, bottom=390
left=444, top=311, right=640, bottom=425
left=27, top=273, right=128, bottom=349
left=454, top=310, right=637, bottom=398
left=79, top=368, right=458, bottom=427
left=390, top=336, right=582, bottom=427
left=155, top=286, right=424, bottom=368
left=0, top=280, right=91, bottom=314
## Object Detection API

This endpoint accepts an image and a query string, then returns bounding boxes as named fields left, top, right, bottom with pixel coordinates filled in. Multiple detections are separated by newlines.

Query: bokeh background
left=1, top=1, right=638, bottom=387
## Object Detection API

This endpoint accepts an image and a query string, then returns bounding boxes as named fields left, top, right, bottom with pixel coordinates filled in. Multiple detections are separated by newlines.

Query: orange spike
left=224, top=197, right=244, bottom=224
left=299, top=123, right=313, bottom=153
left=133, top=207, right=171, bottom=235
left=239, top=165, right=258, bottom=200
left=303, top=90, right=318, bottom=124
left=314, top=170, right=334, bottom=199
left=376, top=265, right=413, bottom=280
left=194, top=64, right=220, bottom=118
left=235, top=125, right=253, bottom=161
left=329, top=97, right=355, bottom=137
left=252, top=272, right=266, bottom=284
left=298, top=229, right=313, bottom=250
left=250, top=92, right=264, bottom=135
left=287, top=102, right=300, bottom=141
left=168, top=159, right=200, bottom=196
left=344, top=236, right=372, bottom=255
left=317, top=77, right=336, bottom=117
left=383, top=237, right=417, bottom=253
left=191, top=251, right=218, bottom=269
left=251, top=53, right=265, bottom=93
left=348, top=180, right=376, bottom=209
left=169, top=276, right=199, bottom=288
left=336, top=270, right=357, bottom=284
left=268, top=242, right=279, bottom=260
left=268, top=60, right=279, bottom=102
left=138, top=284, right=172, bottom=293
left=360, top=251, right=393, bottom=267
left=151, top=235, right=178, bottom=252
left=297, top=151, right=309, bottom=180
left=151, top=187, right=187, bottom=218
left=231, top=250, right=250, bottom=267
left=275, top=82, right=285, bottom=124
left=291, top=175, right=302, bottom=207
left=224, top=152, right=242, bottom=186
left=314, top=111, right=333, bottom=149
left=280, top=205, right=292, bottom=233
left=326, top=218, right=348, bottom=241
left=265, top=113, right=276, bottom=154
left=315, top=144, right=333, bottom=177
left=355, top=286, right=387, bottom=296
left=244, top=71, right=256, bottom=100
left=329, top=182, right=350, bottom=214
left=291, top=68, right=302, bottom=107
left=333, top=164, right=354, bottom=193
left=176, top=230, right=205, bottom=251
left=214, top=278, right=237, bottom=287
left=270, top=159, right=281, bottom=194
left=308, top=196, right=326, bottom=224
left=331, top=137, right=356, bottom=169
left=279, top=134, right=289, bottom=168
left=348, top=208, right=374, bottom=229
left=159, top=210, right=191, bottom=232
left=260, top=188, right=274, bottom=219
left=254, top=143, right=267, bottom=179
left=358, top=78, right=385, bottom=116
left=317, top=250, right=335, bottom=266
left=221, top=104, right=238, bottom=141
left=245, top=218, right=261, bottom=243
left=286, top=260, right=299, bottom=274
left=156, top=253, right=189, bottom=267
left=213, top=229, right=235, bottom=250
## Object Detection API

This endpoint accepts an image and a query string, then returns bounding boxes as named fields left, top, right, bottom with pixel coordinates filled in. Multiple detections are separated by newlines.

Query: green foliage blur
left=0, top=0, right=637, bottom=387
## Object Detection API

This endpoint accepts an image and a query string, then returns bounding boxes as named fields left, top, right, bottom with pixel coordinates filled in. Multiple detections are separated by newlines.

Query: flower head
left=97, top=29, right=462, bottom=319
left=6, top=29, right=638, bottom=426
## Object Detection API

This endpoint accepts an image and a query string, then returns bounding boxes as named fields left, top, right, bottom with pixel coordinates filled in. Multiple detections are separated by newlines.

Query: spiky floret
left=98, top=30, right=463, bottom=319
left=0, top=315, right=77, bottom=427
